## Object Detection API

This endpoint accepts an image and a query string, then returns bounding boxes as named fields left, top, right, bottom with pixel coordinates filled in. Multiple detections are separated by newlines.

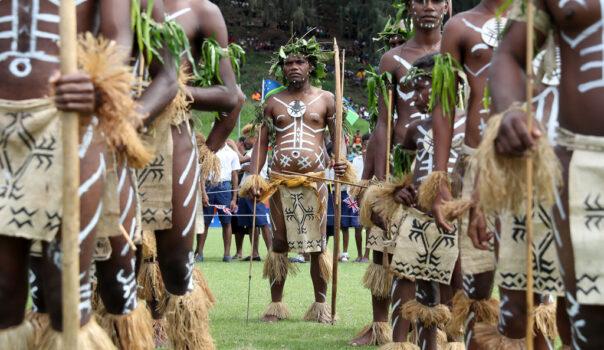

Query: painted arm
left=326, top=93, right=348, bottom=176
left=138, top=0, right=178, bottom=127
left=490, top=1, right=548, bottom=156
left=231, top=170, right=238, bottom=209
left=247, top=104, right=271, bottom=198
left=205, top=97, right=244, bottom=152
left=431, top=19, right=465, bottom=231
left=362, top=54, right=394, bottom=180
left=187, top=3, right=244, bottom=113
left=54, top=0, right=133, bottom=114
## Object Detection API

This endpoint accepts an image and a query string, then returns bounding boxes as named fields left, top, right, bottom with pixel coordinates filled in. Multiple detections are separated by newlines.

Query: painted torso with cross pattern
left=265, top=87, right=335, bottom=175
left=0, top=0, right=129, bottom=100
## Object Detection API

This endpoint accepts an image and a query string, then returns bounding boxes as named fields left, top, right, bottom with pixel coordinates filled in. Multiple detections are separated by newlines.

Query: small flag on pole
left=262, top=79, right=286, bottom=103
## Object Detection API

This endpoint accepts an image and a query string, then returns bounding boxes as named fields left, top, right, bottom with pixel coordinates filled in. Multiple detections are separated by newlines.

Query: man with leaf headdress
left=0, top=1, right=159, bottom=349
left=239, top=36, right=349, bottom=324
left=484, top=0, right=604, bottom=347
left=352, top=0, right=449, bottom=346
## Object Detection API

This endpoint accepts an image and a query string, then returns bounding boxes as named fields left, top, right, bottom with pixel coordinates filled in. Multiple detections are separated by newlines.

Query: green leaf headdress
left=373, top=0, right=414, bottom=51
left=365, top=67, right=393, bottom=130
left=131, top=0, right=192, bottom=69
left=268, top=36, right=330, bottom=87
left=429, top=53, right=464, bottom=120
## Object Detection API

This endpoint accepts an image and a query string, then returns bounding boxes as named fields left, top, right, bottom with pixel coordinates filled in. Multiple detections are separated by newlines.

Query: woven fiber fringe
left=444, top=341, right=466, bottom=350
left=141, top=231, right=157, bottom=259
left=349, top=179, right=370, bottom=201
left=199, top=143, right=221, bottom=185
left=0, top=321, right=34, bottom=350
left=152, top=318, right=168, bottom=349
left=437, top=329, right=448, bottom=349
left=193, top=268, right=216, bottom=309
left=475, top=111, right=561, bottom=215
left=534, top=302, right=558, bottom=339
left=362, top=262, right=393, bottom=299
left=137, top=259, right=164, bottom=303
left=401, top=301, right=451, bottom=328
left=39, top=318, right=116, bottom=350
left=168, top=69, right=194, bottom=127
left=360, top=177, right=411, bottom=227
left=474, top=323, right=525, bottom=350
left=239, top=174, right=270, bottom=198
left=262, top=302, right=290, bottom=320
left=352, top=322, right=393, bottom=346
left=340, top=160, right=358, bottom=184
left=473, top=297, right=499, bottom=325
left=447, top=291, right=472, bottom=338
left=302, top=302, right=334, bottom=324
left=441, top=199, right=473, bottom=221
left=78, top=33, right=153, bottom=169
left=26, top=311, right=49, bottom=348
left=379, top=342, right=420, bottom=350
left=159, top=289, right=214, bottom=350
left=262, top=252, right=299, bottom=283
left=417, top=171, right=450, bottom=212
left=96, top=301, right=154, bottom=350
left=318, top=250, right=333, bottom=283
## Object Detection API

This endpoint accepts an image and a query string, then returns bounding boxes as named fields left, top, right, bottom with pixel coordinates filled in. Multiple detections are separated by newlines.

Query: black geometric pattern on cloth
left=584, top=194, right=604, bottom=230
left=498, top=205, right=563, bottom=293
left=576, top=274, right=600, bottom=297
left=392, top=217, right=457, bottom=283
left=288, top=239, right=323, bottom=251
left=284, top=192, right=316, bottom=235
left=0, top=111, right=57, bottom=226
left=138, top=155, right=166, bottom=184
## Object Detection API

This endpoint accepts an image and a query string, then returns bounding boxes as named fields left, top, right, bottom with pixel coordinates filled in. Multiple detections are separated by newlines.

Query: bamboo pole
left=59, top=0, right=81, bottom=348
left=525, top=1, right=536, bottom=349
left=246, top=128, right=263, bottom=325
left=331, top=39, right=344, bottom=323
left=382, top=88, right=394, bottom=268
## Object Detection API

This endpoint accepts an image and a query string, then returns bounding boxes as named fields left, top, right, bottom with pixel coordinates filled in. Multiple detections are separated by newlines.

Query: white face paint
left=559, top=0, right=604, bottom=93
left=0, top=0, right=87, bottom=78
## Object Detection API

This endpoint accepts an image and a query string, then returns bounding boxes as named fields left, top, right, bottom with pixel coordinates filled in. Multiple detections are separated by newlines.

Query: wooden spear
left=525, top=0, right=536, bottom=348
left=59, top=0, right=81, bottom=347
left=246, top=127, right=263, bottom=325
left=331, top=39, right=344, bottom=323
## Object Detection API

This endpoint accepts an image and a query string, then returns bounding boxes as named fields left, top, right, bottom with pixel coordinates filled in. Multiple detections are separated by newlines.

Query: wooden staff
left=382, top=87, right=394, bottom=268
left=59, top=0, right=81, bottom=347
left=331, top=39, right=344, bottom=323
left=246, top=127, right=263, bottom=325
left=525, top=1, right=536, bottom=348
left=279, top=170, right=367, bottom=189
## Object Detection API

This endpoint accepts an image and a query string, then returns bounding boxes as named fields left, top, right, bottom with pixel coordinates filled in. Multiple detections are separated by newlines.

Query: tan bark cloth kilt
left=559, top=128, right=604, bottom=305
left=138, top=117, right=174, bottom=231
left=0, top=98, right=106, bottom=243
left=459, top=145, right=497, bottom=275
left=497, top=205, right=563, bottom=295
left=391, top=207, right=459, bottom=284
left=367, top=227, right=395, bottom=254
left=266, top=172, right=327, bottom=254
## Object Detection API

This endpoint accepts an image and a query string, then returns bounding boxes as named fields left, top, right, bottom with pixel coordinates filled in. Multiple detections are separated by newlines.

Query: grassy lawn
left=199, top=228, right=375, bottom=349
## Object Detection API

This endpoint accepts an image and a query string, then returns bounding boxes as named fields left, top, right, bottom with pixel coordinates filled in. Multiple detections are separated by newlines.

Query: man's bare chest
left=271, top=94, right=328, bottom=132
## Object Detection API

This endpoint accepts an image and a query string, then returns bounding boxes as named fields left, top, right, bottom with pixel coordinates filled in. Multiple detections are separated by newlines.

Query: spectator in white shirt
left=197, top=142, right=241, bottom=262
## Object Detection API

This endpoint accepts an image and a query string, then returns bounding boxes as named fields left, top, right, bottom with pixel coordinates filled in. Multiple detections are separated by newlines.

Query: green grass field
left=199, top=228, right=375, bottom=349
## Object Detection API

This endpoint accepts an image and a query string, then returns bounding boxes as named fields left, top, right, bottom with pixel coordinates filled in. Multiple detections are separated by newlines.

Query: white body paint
left=0, top=0, right=87, bottom=77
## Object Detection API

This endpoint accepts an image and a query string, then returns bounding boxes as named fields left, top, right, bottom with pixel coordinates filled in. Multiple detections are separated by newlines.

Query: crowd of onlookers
left=195, top=125, right=373, bottom=264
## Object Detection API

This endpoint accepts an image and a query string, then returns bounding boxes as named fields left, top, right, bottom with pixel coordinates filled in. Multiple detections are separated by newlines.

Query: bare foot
left=261, top=314, right=280, bottom=323
left=349, top=327, right=376, bottom=346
